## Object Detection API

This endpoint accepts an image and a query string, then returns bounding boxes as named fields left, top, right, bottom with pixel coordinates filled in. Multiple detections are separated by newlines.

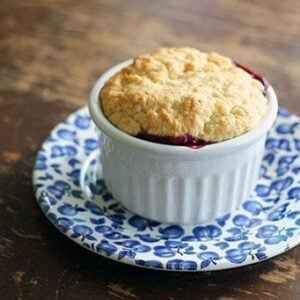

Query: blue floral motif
left=103, top=231, right=130, bottom=240
left=55, top=217, right=74, bottom=233
left=216, top=214, right=230, bottom=227
left=89, top=179, right=107, bottom=197
left=153, top=240, right=190, bottom=258
left=224, top=215, right=262, bottom=242
left=265, top=138, right=291, bottom=151
left=199, top=244, right=208, bottom=251
left=255, top=184, right=271, bottom=197
left=270, top=177, right=293, bottom=193
left=50, top=163, right=62, bottom=175
left=275, top=163, right=290, bottom=177
left=194, top=225, right=221, bottom=240
left=276, top=155, right=298, bottom=177
left=67, top=169, right=81, bottom=186
left=292, top=166, right=300, bottom=175
left=134, top=234, right=160, bottom=243
left=85, top=200, right=105, bottom=215
left=128, top=215, right=160, bottom=231
left=263, top=153, right=275, bottom=165
left=84, top=138, right=98, bottom=152
left=278, top=107, right=291, bottom=117
left=36, top=153, right=47, bottom=170
left=260, top=165, right=272, bottom=179
left=71, top=190, right=83, bottom=199
left=214, top=242, right=229, bottom=250
left=95, top=225, right=113, bottom=234
left=276, top=122, right=299, bottom=134
left=74, top=115, right=91, bottom=129
left=182, top=225, right=221, bottom=241
left=47, top=180, right=71, bottom=200
left=51, top=145, right=77, bottom=158
left=58, top=204, right=86, bottom=216
left=287, top=211, right=300, bottom=220
left=38, top=190, right=57, bottom=206
left=225, top=242, right=266, bottom=264
left=288, top=187, right=300, bottom=201
left=154, top=245, right=176, bottom=258
left=68, top=158, right=80, bottom=168
left=115, top=240, right=151, bottom=260
left=96, top=239, right=117, bottom=256
left=267, top=203, right=289, bottom=221
left=38, top=192, right=52, bottom=212
left=33, top=106, right=300, bottom=271
left=108, top=214, right=126, bottom=228
left=135, top=260, right=163, bottom=269
left=242, top=200, right=264, bottom=216
left=295, top=139, right=300, bottom=151
left=57, top=129, right=76, bottom=140
left=255, top=225, right=294, bottom=245
left=233, top=215, right=261, bottom=228
left=198, top=251, right=221, bottom=269
left=166, top=259, right=197, bottom=270
left=166, top=241, right=189, bottom=252
left=225, top=249, right=247, bottom=264
left=90, top=217, right=105, bottom=225
left=72, top=225, right=96, bottom=241
left=158, top=225, right=185, bottom=239
left=278, top=155, right=298, bottom=165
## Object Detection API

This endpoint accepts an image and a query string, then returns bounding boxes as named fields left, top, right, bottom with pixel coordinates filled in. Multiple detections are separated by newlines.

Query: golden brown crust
left=100, top=47, right=267, bottom=142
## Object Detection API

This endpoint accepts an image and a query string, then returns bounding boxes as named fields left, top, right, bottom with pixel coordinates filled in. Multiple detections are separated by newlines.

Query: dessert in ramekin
left=89, top=48, right=278, bottom=224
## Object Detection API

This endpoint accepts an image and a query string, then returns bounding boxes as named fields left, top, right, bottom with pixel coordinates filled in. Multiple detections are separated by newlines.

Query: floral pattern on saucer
left=33, top=107, right=300, bottom=271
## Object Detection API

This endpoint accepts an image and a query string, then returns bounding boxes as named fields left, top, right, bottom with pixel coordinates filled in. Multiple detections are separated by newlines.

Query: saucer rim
left=32, top=106, right=300, bottom=272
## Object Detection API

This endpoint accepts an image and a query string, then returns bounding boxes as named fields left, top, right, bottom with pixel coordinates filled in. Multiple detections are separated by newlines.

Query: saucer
left=33, top=106, right=300, bottom=271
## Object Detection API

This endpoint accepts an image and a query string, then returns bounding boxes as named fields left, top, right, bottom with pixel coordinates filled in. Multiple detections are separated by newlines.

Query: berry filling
left=136, top=62, right=266, bottom=148
left=137, top=133, right=211, bottom=149
left=234, top=61, right=268, bottom=89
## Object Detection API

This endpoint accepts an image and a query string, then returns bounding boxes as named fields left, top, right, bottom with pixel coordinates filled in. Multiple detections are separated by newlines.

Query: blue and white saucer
left=33, top=106, right=300, bottom=271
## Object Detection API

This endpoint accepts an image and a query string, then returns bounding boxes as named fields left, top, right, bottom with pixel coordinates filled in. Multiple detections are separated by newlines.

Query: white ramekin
left=89, top=59, right=278, bottom=224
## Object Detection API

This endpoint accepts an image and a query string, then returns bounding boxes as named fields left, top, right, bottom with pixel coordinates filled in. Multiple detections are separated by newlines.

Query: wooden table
left=1, top=1, right=299, bottom=299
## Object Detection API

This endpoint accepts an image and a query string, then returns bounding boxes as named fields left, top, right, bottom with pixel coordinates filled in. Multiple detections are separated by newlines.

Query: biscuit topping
left=100, top=47, right=267, bottom=142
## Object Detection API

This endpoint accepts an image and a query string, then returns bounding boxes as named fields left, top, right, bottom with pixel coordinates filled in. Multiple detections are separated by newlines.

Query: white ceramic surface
left=89, top=60, right=278, bottom=224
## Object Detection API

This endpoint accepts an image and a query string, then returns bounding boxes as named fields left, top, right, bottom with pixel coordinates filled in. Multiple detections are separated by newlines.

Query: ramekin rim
left=89, top=59, right=278, bottom=156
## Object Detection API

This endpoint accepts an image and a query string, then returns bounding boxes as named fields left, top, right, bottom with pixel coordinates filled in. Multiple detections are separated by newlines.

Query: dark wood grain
left=0, top=1, right=299, bottom=299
